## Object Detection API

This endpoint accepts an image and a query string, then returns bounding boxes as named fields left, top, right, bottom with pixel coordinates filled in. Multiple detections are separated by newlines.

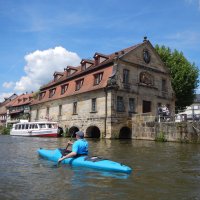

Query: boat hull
left=37, top=148, right=132, bottom=174
left=10, top=131, right=58, bottom=137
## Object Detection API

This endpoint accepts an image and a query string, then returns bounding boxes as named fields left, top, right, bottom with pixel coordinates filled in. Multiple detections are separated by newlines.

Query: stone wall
left=31, top=90, right=113, bottom=138
left=132, top=114, right=200, bottom=143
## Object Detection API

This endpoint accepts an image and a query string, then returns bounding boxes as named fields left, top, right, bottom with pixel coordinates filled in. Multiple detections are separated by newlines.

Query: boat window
left=21, top=124, right=25, bottom=129
left=30, top=124, right=34, bottom=129
left=53, top=124, right=57, bottom=128
left=39, top=124, right=46, bottom=128
left=25, top=124, right=29, bottom=129
left=32, top=124, right=38, bottom=129
left=15, top=125, right=18, bottom=130
left=47, top=124, right=52, bottom=128
left=19, top=124, right=22, bottom=129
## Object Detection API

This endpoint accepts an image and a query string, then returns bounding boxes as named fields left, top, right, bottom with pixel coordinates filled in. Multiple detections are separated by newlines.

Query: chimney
left=143, top=36, right=147, bottom=42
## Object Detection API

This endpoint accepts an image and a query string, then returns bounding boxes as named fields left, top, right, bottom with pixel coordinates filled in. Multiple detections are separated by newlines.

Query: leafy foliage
left=32, top=90, right=40, bottom=99
left=155, top=131, right=167, bottom=142
left=0, top=125, right=12, bottom=135
left=155, top=45, right=199, bottom=112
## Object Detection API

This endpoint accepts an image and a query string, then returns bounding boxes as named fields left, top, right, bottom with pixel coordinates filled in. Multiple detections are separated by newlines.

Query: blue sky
left=0, top=0, right=200, bottom=101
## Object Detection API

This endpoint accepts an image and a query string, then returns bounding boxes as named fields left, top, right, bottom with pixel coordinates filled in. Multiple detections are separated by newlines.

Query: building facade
left=6, top=93, right=34, bottom=125
left=30, top=38, right=175, bottom=138
left=0, top=94, right=18, bottom=126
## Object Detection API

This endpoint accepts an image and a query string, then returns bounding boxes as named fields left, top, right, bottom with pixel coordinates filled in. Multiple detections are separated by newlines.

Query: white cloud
left=3, top=81, right=14, bottom=89
left=166, top=31, right=200, bottom=43
left=163, top=31, right=200, bottom=50
left=185, top=0, right=200, bottom=10
left=14, top=46, right=81, bottom=93
left=0, top=92, right=13, bottom=102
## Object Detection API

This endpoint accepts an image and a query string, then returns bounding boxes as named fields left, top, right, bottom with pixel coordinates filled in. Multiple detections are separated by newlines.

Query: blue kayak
left=37, top=148, right=132, bottom=174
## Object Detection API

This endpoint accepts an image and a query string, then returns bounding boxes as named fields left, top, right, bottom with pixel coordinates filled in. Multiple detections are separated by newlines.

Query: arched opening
left=119, top=127, right=132, bottom=139
left=69, top=126, right=79, bottom=138
left=86, top=126, right=101, bottom=138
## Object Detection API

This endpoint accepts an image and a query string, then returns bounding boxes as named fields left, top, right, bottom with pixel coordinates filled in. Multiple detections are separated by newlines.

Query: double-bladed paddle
left=57, top=132, right=74, bottom=166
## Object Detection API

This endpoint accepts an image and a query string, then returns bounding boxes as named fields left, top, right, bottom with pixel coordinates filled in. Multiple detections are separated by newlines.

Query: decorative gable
left=120, top=38, right=168, bottom=73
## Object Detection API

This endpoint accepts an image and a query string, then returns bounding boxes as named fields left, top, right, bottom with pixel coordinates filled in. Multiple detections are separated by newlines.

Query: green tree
left=32, top=90, right=40, bottom=99
left=155, top=45, right=199, bottom=112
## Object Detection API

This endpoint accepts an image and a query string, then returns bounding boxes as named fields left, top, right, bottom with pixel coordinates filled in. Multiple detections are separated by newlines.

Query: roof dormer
left=29, top=97, right=33, bottom=101
left=64, top=66, right=78, bottom=76
left=93, top=53, right=108, bottom=66
left=53, top=72, right=63, bottom=81
left=81, top=59, right=94, bottom=71
left=23, top=98, right=27, bottom=102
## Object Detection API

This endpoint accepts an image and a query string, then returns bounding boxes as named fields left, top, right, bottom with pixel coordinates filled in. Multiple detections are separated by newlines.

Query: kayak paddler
left=58, top=131, right=88, bottom=163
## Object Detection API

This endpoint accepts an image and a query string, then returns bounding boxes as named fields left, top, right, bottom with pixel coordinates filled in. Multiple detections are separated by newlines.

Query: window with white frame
left=61, top=84, right=68, bottom=95
left=94, top=72, right=103, bottom=85
left=49, top=88, right=56, bottom=98
left=75, top=79, right=84, bottom=91
left=39, top=92, right=46, bottom=100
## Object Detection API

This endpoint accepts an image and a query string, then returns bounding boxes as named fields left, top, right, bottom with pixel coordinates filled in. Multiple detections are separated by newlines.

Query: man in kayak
left=58, top=131, right=88, bottom=163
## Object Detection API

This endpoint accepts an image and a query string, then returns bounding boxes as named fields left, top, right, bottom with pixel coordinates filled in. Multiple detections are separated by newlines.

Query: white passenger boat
left=10, top=121, right=59, bottom=137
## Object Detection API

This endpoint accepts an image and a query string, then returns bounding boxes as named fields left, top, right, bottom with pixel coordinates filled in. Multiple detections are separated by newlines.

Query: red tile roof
left=81, top=59, right=94, bottom=64
left=65, top=66, right=79, bottom=70
left=40, top=43, right=141, bottom=90
left=7, top=93, right=34, bottom=107
left=31, top=42, right=143, bottom=105
left=32, top=66, right=113, bottom=105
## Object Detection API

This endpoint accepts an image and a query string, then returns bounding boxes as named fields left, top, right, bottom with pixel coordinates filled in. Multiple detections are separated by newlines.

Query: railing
left=155, top=114, right=200, bottom=123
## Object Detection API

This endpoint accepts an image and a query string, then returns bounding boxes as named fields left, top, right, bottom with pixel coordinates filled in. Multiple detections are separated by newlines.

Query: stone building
left=30, top=37, right=175, bottom=138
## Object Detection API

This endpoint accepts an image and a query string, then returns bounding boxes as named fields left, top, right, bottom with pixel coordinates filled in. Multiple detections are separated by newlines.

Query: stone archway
left=86, top=126, right=101, bottom=138
left=69, top=126, right=79, bottom=138
left=119, top=127, right=132, bottom=139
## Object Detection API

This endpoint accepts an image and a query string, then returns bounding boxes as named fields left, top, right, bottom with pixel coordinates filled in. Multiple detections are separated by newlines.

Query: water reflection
left=65, top=166, right=130, bottom=180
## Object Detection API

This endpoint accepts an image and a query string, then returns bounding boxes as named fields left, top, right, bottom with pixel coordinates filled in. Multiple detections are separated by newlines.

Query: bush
left=1, top=125, right=12, bottom=135
left=155, top=131, right=167, bottom=142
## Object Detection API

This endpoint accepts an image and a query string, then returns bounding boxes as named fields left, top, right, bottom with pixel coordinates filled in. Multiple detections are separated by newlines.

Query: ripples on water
left=0, top=135, right=200, bottom=200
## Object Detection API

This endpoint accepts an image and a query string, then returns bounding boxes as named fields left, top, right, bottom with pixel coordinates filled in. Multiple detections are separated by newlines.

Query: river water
left=0, top=135, right=200, bottom=200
